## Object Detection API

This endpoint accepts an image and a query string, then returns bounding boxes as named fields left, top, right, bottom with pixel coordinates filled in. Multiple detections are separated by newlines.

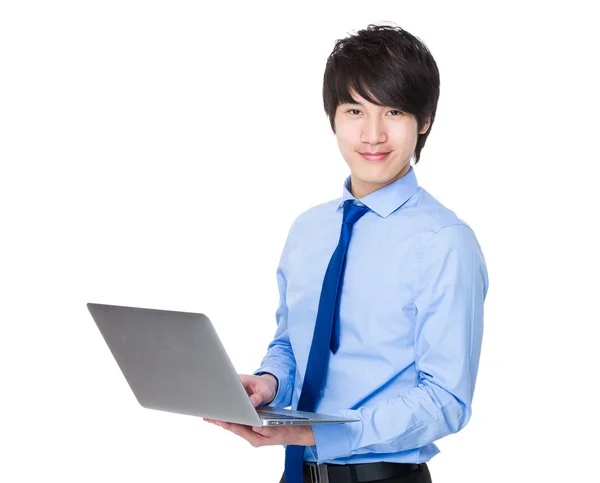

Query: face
left=334, top=89, right=430, bottom=199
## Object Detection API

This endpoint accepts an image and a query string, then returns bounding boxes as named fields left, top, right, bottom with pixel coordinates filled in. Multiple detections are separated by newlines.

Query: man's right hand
left=239, top=373, right=278, bottom=407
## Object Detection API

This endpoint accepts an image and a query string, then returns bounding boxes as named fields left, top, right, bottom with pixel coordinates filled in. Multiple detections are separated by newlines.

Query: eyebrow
left=342, top=101, right=391, bottom=108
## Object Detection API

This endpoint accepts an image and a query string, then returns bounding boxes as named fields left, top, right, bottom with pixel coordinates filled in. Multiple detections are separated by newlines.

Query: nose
left=360, top=116, right=387, bottom=146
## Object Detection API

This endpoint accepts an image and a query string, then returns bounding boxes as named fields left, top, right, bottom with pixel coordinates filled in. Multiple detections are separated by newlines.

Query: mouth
left=359, top=152, right=390, bottom=162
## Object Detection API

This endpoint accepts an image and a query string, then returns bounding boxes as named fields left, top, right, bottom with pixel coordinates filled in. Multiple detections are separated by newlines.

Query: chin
left=355, top=175, right=391, bottom=185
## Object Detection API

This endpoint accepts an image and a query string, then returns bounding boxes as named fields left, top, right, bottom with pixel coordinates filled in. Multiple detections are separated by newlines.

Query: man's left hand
left=203, top=418, right=316, bottom=447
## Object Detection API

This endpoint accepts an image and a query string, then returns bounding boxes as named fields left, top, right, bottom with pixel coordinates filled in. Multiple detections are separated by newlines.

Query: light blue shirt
left=254, top=166, right=489, bottom=465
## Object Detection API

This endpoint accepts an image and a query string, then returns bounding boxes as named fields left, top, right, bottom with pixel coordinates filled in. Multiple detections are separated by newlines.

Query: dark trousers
left=278, top=463, right=431, bottom=483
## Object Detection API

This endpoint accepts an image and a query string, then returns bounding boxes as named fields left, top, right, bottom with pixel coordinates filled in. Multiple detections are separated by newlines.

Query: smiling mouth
left=360, top=152, right=390, bottom=162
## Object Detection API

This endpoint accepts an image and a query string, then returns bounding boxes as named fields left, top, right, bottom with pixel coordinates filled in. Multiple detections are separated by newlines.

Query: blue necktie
left=284, top=199, right=370, bottom=483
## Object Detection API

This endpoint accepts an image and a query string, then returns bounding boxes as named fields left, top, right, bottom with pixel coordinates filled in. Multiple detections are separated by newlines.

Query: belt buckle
left=306, top=462, right=329, bottom=483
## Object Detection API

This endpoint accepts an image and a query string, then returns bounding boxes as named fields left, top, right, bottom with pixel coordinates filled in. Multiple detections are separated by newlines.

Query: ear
left=419, top=116, right=431, bottom=135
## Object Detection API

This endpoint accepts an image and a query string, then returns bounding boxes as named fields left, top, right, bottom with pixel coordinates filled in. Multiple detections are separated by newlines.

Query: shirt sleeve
left=311, top=223, right=489, bottom=462
left=252, top=224, right=297, bottom=408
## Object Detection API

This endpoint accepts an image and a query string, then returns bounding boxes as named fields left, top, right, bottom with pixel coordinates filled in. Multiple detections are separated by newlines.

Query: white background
left=1, top=1, right=599, bottom=482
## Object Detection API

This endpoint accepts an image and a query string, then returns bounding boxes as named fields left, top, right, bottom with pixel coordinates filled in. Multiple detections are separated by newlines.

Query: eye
left=346, top=109, right=403, bottom=116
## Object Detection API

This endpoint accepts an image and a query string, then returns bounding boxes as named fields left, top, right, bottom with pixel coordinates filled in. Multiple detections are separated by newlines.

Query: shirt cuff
left=311, top=421, right=353, bottom=463
left=252, top=367, right=288, bottom=408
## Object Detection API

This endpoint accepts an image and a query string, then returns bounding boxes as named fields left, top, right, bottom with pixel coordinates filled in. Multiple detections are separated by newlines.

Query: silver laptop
left=87, top=303, right=358, bottom=427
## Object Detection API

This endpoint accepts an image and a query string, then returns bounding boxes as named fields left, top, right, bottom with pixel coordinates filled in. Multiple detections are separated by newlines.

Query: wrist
left=301, top=425, right=316, bottom=446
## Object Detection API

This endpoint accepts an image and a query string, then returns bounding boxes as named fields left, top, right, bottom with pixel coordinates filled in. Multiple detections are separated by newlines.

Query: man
left=205, top=23, right=489, bottom=483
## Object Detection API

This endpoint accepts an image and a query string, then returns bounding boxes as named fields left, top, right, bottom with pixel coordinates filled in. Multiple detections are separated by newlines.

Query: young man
left=205, top=23, right=489, bottom=483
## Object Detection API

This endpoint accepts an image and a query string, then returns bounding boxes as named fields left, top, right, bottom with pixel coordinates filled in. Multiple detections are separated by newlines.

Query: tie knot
left=342, top=199, right=370, bottom=227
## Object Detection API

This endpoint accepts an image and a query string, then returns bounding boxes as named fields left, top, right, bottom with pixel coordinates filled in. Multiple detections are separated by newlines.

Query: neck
left=350, top=164, right=411, bottom=199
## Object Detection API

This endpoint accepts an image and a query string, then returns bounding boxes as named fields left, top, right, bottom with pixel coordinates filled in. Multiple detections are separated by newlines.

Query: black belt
left=302, top=461, right=423, bottom=483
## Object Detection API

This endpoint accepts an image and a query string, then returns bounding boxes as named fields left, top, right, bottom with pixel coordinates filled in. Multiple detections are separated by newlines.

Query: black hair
left=322, top=23, right=440, bottom=164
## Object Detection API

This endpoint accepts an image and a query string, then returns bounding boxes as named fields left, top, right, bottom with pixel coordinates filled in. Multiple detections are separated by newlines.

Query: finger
left=251, top=426, right=273, bottom=436
left=239, top=375, right=254, bottom=394
left=224, top=423, right=265, bottom=444
left=204, top=418, right=226, bottom=428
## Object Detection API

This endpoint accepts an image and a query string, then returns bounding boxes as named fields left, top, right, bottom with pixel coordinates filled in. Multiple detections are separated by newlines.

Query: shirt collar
left=337, top=166, right=420, bottom=218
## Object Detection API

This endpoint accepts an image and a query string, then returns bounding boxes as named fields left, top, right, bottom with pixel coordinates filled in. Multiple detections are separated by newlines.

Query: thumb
left=249, top=392, right=263, bottom=407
